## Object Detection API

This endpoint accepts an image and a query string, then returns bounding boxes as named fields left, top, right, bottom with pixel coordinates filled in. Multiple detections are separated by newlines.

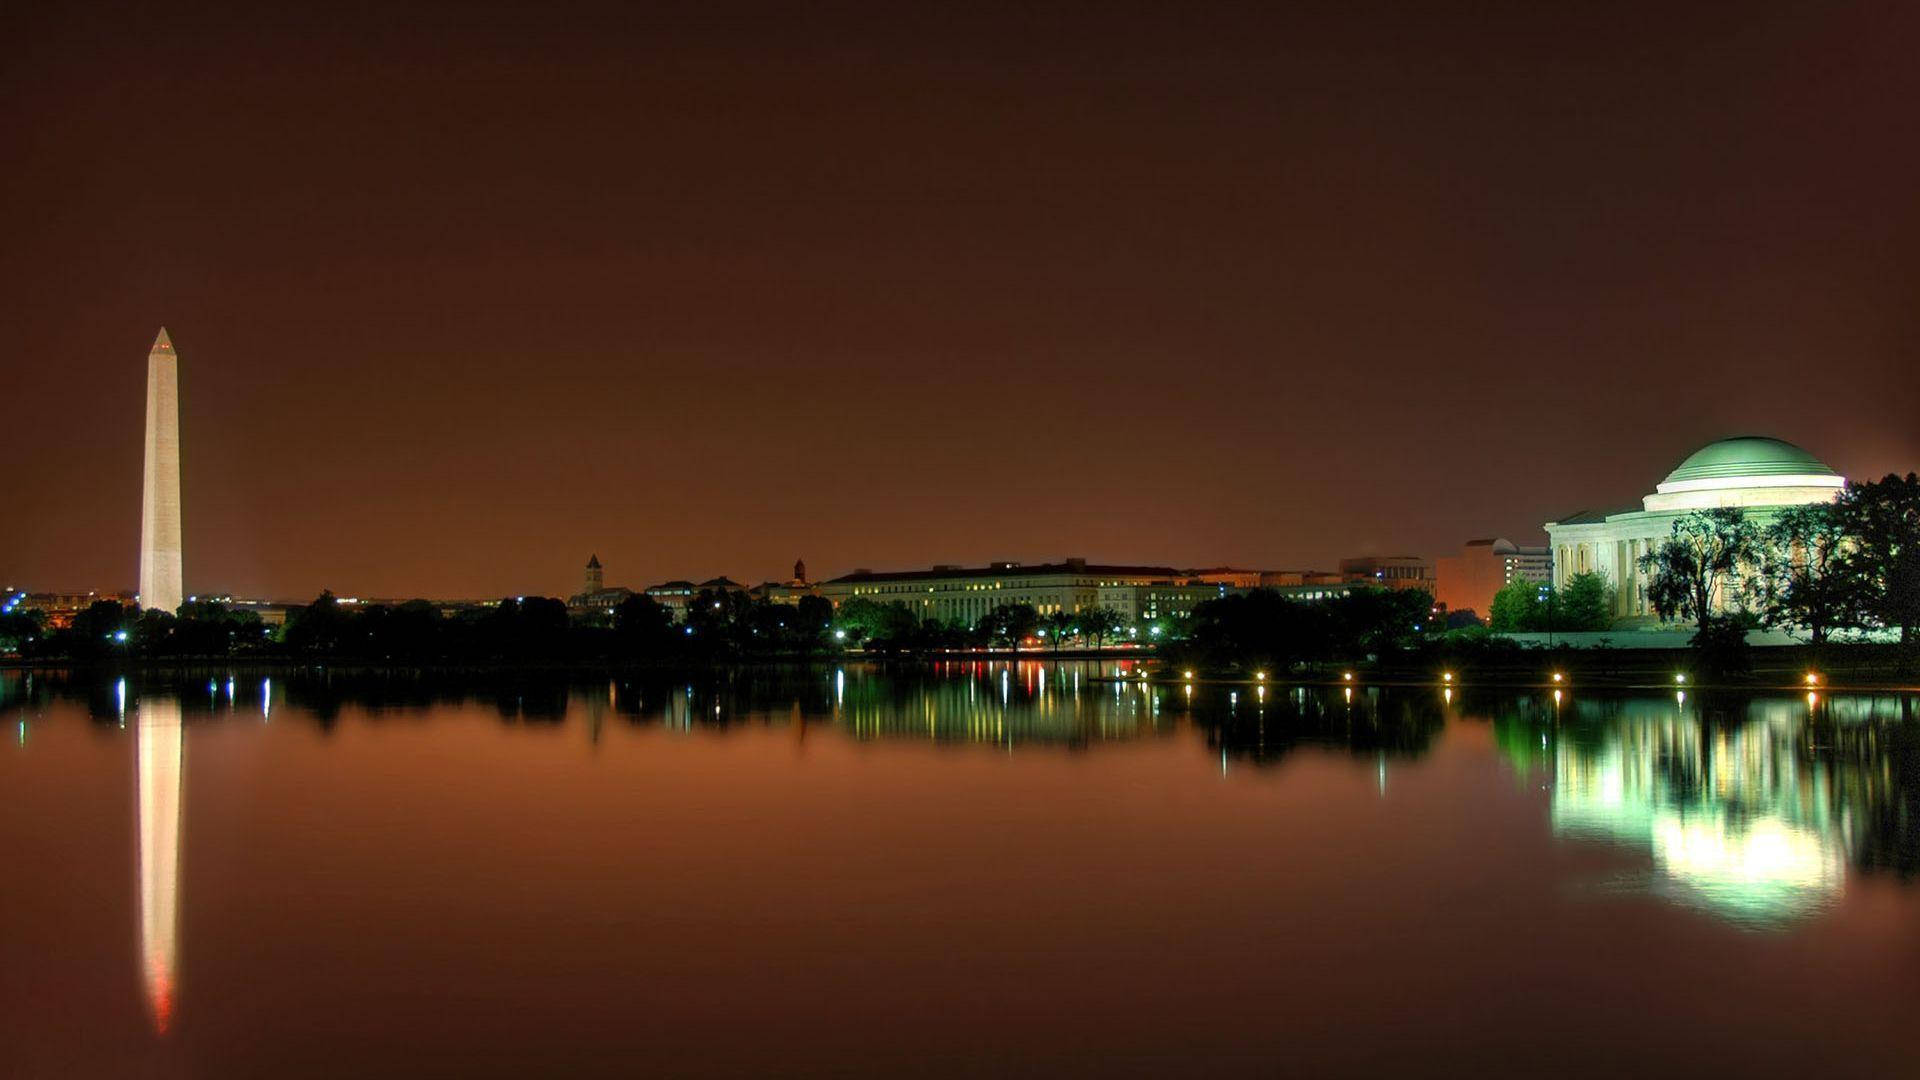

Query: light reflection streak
left=137, top=697, right=183, bottom=1035
left=1508, top=698, right=1856, bottom=925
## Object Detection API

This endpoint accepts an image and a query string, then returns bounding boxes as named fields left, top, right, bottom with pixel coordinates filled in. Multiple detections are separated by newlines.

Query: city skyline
left=7, top=336, right=1913, bottom=604
left=5, top=4, right=1918, bottom=600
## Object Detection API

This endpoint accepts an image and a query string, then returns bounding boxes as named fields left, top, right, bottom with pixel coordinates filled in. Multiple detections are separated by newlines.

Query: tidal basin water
left=2, top=664, right=1916, bottom=1077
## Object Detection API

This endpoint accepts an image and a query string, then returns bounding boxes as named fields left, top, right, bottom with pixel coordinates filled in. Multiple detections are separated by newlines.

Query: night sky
left=4, top=2, right=1917, bottom=600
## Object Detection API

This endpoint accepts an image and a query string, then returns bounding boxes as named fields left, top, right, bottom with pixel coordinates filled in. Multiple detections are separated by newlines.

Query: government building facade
left=1543, top=436, right=1845, bottom=620
left=817, top=559, right=1221, bottom=624
left=816, top=558, right=1362, bottom=626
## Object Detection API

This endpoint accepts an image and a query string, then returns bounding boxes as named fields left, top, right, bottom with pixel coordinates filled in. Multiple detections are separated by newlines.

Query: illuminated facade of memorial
left=1543, top=436, right=1845, bottom=620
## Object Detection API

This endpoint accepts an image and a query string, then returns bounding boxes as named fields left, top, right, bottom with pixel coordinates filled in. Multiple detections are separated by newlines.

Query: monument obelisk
left=138, top=328, right=183, bottom=613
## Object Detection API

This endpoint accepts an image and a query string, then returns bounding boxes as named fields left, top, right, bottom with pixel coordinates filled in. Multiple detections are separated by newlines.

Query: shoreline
left=5, top=651, right=1917, bottom=694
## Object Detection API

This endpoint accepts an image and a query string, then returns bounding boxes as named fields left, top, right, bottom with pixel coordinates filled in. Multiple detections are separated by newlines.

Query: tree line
left=4, top=580, right=1433, bottom=666
left=1163, top=586, right=1437, bottom=674
left=2, top=589, right=843, bottom=663
left=1486, top=571, right=1615, bottom=633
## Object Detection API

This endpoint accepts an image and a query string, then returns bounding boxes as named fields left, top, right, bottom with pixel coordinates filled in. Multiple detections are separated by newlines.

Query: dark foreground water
left=2, top=664, right=1916, bottom=1078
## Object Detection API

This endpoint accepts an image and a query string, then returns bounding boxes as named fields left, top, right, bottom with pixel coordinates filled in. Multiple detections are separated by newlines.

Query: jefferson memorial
left=1544, top=436, right=1845, bottom=621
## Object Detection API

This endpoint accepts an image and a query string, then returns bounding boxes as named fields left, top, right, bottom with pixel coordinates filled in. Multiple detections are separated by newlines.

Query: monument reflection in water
left=135, top=694, right=182, bottom=1034
left=1494, top=690, right=1915, bottom=925
left=33, top=664, right=1909, bottom=1049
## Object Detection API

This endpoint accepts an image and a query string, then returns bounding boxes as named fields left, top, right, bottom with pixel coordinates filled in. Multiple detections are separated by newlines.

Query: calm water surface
left=2, top=664, right=1916, bottom=1077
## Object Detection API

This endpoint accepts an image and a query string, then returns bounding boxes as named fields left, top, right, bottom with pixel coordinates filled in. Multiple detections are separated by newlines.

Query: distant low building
left=1259, top=569, right=1346, bottom=587
left=1184, top=567, right=1265, bottom=589
left=226, top=599, right=295, bottom=626
left=12, top=590, right=137, bottom=629
left=750, top=559, right=820, bottom=606
left=817, top=557, right=1363, bottom=627
left=1339, top=555, right=1435, bottom=592
left=644, top=580, right=699, bottom=619
left=1434, top=538, right=1550, bottom=619
left=567, top=554, right=635, bottom=615
left=818, top=558, right=1185, bottom=624
left=645, top=576, right=747, bottom=621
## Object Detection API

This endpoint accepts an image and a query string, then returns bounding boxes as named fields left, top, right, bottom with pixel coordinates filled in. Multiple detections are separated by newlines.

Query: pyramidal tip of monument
left=152, top=327, right=173, bottom=351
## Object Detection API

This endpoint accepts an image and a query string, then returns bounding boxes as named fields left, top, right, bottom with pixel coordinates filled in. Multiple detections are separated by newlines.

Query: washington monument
left=138, top=328, right=183, bottom=613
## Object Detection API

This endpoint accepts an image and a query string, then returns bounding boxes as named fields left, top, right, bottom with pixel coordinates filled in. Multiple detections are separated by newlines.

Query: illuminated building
left=1338, top=555, right=1435, bottom=592
left=816, top=559, right=1371, bottom=625
left=644, top=576, right=746, bottom=620
left=643, top=580, right=698, bottom=618
left=819, top=559, right=1197, bottom=623
left=11, top=590, right=137, bottom=629
left=1434, top=538, right=1551, bottom=618
left=138, top=328, right=184, bottom=614
left=1544, top=436, right=1845, bottom=620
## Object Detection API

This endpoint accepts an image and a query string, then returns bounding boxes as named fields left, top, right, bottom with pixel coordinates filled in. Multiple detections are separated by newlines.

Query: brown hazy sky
left=3, top=1, right=1917, bottom=600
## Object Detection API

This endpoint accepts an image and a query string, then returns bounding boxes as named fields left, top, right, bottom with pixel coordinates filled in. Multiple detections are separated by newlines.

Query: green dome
left=1662, top=436, right=1836, bottom=485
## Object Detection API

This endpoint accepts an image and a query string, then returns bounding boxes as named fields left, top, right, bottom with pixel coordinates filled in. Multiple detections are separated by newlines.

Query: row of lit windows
left=848, top=575, right=1165, bottom=597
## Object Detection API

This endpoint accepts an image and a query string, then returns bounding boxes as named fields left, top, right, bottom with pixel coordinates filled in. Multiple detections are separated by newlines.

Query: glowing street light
left=1804, top=672, right=1820, bottom=687
left=1182, top=670, right=1194, bottom=681
left=1551, top=672, right=1564, bottom=684
left=1441, top=672, right=1453, bottom=684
